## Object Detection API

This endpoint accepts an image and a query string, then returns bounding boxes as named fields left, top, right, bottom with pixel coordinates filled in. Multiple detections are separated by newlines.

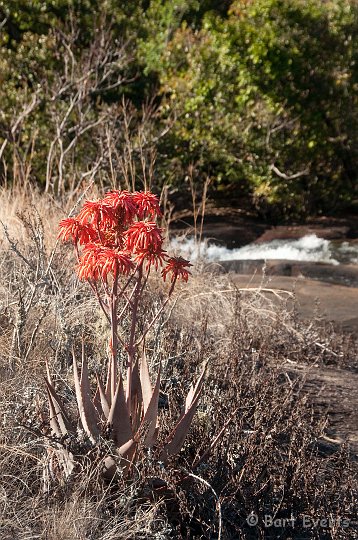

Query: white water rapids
left=170, top=234, right=358, bottom=265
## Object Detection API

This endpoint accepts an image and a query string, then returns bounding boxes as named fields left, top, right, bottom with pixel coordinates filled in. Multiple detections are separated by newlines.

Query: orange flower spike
left=100, top=229, right=123, bottom=249
left=77, top=200, right=117, bottom=229
left=161, top=256, right=193, bottom=283
left=103, top=190, right=137, bottom=224
left=76, top=260, right=97, bottom=281
left=77, top=258, right=98, bottom=281
left=132, top=191, right=162, bottom=220
left=58, top=218, right=80, bottom=242
left=76, top=245, right=135, bottom=281
left=99, top=249, right=135, bottom=279
left=58, top=218, right=97, bottom=245
left=134, top=247, right=168, bottom=271
left=125, top=221, right=163, bottom=252
left=76, top=244, right=102, bottom=281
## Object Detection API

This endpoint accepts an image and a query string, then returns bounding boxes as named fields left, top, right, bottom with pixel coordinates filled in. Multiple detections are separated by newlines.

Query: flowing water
left=170, top=234, right=358, bottom=265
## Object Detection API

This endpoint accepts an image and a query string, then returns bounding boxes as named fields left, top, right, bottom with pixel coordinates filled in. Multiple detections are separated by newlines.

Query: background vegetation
left=1, top=0, right=358, bottom=219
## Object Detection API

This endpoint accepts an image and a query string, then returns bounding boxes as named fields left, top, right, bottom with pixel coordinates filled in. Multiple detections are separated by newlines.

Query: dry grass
left=0, top=190, right=357, bottom=539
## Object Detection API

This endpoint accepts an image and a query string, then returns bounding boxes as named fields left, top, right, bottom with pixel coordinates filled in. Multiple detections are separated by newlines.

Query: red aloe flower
left=133, top=246, right=167, bottom=271
left=161, top=256, right=192, bottom=283
left=103, top=190, right=137, bottom=224
left=125, top=221, right=163, bottom=252
left=77, top=245, right=134, bottom=281
left=77, top=200, right=117, bottom=229
left=76, top=244, right=103, bottom=281
left=58, top=218, right=97, bottom=245
left=98, top=248, right=134, bottom=278
left=132, top=191, right=162, bottom=219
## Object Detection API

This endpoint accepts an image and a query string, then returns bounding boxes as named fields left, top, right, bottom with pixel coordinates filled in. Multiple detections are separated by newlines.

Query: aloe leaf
left=73, top=348, right=100, bottom=443
left=107, top=374, right=133, bottom=449
left=139, top=350, right=153, bottom=415
left=111, top=357, right=118, bottom=402
left=45, top=379, right=74, bottom=436
left=185, top=361, right=207, bottom=412
left=45, top=361, right=53, bottom=385
left=160, top=365, right=206, bottom=459
left=46, top=388, right=62, bottom=438
left=105, top=356, right=117, bottom=406
left=102, top=440, right=137, bottom=478
left=160, top=391, right=202, bottom=459
left=139, top=364, right=161, bottom=447
left=92, top=385, right=102, bottom=420
left=105, top=362, right=111, bottom=406
left=130, top=360, right=143, bottom=431
left=96, top=374, right=110, bottom=420
left=117, top=438, right=136, bottom=460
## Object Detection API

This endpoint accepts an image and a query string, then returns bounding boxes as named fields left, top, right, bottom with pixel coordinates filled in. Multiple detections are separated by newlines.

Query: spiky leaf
left=73, top=349, right=100, bottom=443
left=185, top=362, right=207, bottom=413
left=96, top=374, right=110, bottom=420
left=45, top=379, right=74, bottom=436
left=160, top=391, right=202, bottom=459
left=160, top=364, right=206, bottom=459
left=139, top=364, right=161, bottom=447
left=46, top=388, right=62, bottom=438
left=140, top=350, right=153, bottom=414
left=105, top=356, right=117, bottom=406
left=130, top=360, right=143, bottom=432
left=107, top=374, right=133, bottom=449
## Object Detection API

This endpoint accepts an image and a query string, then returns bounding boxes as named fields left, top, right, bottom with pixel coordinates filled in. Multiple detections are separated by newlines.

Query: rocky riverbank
left=172, top=209, right=358, bottom=337
left=171, top=208, right=358, bottom=247
left=230, top=273, right=358, bottom=335
left=218, top=260, right=358, bottom=287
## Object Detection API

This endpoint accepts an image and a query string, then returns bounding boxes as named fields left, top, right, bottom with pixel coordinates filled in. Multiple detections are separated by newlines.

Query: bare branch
left=270, top=163, right=310, bottom=181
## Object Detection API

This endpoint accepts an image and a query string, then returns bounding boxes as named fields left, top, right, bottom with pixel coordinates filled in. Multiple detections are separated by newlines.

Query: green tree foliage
left=155, top=0, right=358, bottom=217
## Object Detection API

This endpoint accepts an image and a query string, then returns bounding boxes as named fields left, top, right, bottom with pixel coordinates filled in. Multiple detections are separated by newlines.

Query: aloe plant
left=43, top=189, right=205, bottom=480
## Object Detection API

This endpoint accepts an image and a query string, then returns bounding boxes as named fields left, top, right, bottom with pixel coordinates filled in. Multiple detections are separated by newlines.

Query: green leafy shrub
left=156, top=0, right=358, bottom=218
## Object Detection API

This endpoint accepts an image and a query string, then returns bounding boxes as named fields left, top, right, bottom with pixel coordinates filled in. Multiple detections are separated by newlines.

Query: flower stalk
left=126, top=263, right=143, bottom=410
